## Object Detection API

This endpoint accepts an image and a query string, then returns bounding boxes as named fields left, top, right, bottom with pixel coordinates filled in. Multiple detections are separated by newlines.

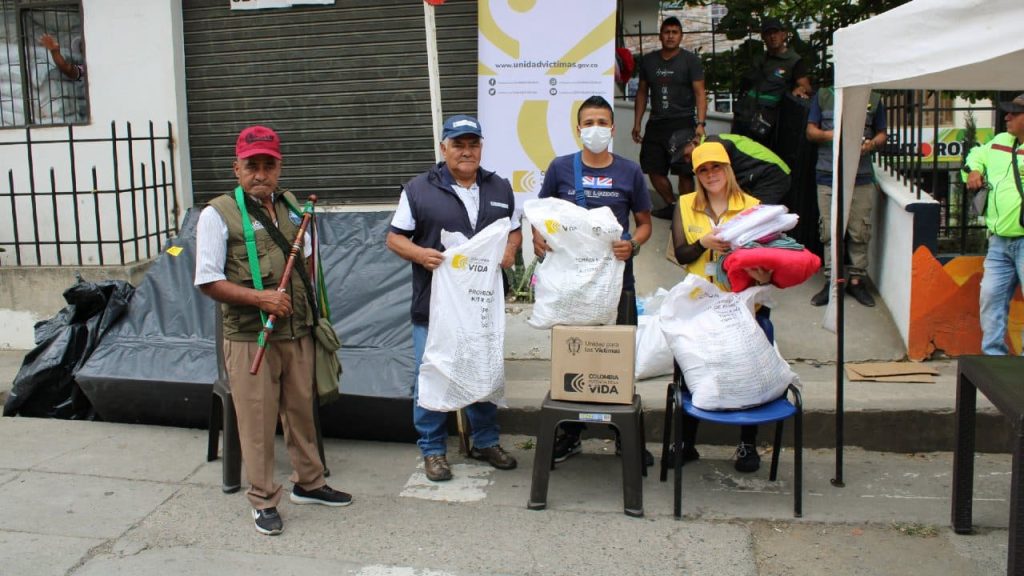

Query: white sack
left=524, top=197, right=624, bottom=329
left=417, top=218, right=511, bottom=412
left=659, top=275, right=797, bottom=410
left=635, top=314, right=673, bottom=380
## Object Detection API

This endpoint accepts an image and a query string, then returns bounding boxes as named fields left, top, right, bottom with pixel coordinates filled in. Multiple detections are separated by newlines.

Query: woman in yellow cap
left=669, top=140, right=773, bottom=473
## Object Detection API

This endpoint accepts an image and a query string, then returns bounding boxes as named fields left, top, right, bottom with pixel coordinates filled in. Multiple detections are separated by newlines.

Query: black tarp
left=4, top=278, right=134, bottom=419
left=75, top=208, right=419, bottom=440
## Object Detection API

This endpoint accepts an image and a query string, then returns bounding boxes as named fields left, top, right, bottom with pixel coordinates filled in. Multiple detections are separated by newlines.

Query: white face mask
left=580, top=126, right=612, bottom=153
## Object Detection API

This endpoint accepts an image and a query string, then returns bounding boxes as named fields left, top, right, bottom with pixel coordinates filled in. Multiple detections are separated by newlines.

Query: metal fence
left=876, top=90, right=993, bottom=255
left=0, top=120, right=179, bottom=266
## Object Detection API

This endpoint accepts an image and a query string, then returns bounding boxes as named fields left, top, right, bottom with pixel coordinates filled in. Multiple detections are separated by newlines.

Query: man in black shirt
left=632, top=17, right=707, bottom=219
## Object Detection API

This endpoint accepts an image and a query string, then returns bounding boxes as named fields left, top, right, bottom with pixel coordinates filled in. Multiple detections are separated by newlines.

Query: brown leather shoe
left=423, top=454, right=452, bottom=482
left=469, top=445, right=518, bottom=470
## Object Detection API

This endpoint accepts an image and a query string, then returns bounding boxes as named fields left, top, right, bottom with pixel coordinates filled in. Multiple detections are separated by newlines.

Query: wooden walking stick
left=249, top=195, right=317, bottom=375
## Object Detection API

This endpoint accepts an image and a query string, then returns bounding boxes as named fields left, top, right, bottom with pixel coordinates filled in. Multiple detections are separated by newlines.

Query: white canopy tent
left=827, top=0, right=1024, bottom=483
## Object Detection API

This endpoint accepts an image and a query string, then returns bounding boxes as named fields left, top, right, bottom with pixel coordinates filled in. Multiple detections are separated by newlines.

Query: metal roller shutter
left=182, top=0, right=477, bottom=205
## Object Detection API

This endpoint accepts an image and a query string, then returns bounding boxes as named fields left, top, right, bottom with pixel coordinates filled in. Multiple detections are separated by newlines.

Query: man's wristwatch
left=630, top=239, right=641, bottom=256
left=696, top=121, right=706, bottom=126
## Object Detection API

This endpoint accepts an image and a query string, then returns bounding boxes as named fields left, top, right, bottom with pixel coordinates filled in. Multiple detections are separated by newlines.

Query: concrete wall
left=0, top=0, right=190, bottom=266
left=871, top=166, right=939, bottom=348
left=0, top=263, right=151, bottom=349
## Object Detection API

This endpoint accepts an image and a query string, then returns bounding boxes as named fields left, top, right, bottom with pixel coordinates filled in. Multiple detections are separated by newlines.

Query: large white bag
left=417, top=219, right=510, bottom=412
left=635, top=315, right=673, bottom=380
left=659, top=275, right=797, bottom=410
left=524, top=198, right=624, bottom=329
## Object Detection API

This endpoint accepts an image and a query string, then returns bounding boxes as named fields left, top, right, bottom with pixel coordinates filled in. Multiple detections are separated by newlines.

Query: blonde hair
left=693, top=163, right=745, bottom=212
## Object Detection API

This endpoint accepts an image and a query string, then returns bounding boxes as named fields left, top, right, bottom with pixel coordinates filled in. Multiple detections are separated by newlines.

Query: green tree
left=683, top=0, right=911, bottom=94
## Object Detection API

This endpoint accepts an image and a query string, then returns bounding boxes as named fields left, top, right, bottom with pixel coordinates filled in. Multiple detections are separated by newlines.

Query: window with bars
left=0, top=0, right=87, bottom=127
left=923, top=91, right=955, bottom=126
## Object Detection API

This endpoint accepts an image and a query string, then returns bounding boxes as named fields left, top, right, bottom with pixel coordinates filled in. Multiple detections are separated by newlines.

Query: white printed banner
left=477, top=0, right=615, bottom=206
left=230, top=0, right=333, bottom=10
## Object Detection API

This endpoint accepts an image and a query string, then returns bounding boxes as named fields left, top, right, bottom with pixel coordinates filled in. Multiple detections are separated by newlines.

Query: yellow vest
left=678, top=191, right=760, bottom=289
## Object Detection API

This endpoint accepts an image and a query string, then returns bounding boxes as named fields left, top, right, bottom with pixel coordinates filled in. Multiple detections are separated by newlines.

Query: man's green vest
left=208, top=190, right=314, bottom=342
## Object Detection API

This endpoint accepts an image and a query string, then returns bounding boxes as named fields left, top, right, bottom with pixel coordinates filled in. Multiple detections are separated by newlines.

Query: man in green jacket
left=195, top=126, right=352, bottom=536
left=964, top=93, right=1024, bottom=355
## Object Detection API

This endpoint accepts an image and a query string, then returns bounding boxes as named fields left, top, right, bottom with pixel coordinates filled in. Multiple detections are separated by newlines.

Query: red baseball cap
left=235, top=126, right=281, bottom=159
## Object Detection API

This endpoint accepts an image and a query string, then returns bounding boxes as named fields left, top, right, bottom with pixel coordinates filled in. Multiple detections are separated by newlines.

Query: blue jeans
left=412, top=324, right=500, bottom=456
left=979, top=235, right=1024, bottom=355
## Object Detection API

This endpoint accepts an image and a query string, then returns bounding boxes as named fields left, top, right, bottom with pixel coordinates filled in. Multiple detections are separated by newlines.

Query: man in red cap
left=195, top=125, right=352, bottom=536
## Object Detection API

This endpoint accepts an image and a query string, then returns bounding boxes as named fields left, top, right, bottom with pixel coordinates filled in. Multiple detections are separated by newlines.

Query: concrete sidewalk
left=0, top=416, right=1011, bottom=575
left=0, top=247, right=1014, bottom=574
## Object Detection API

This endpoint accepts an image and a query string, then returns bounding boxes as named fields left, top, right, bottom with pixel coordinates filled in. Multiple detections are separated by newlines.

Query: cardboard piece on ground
left=845, top=362, right=939, bottom=383
left=846, top=362, right=939, bottom=377
left=845, top=368, right=936, bottom=383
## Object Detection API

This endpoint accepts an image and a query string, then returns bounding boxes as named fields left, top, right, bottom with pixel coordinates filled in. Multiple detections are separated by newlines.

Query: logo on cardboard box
left=566, top=336, right=582, bottom=356
left=563, top=372, right=620, bottom=395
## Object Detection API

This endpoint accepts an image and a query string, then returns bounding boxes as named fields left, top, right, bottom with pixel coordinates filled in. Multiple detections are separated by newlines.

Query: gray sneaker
left=252, top=507, right=283, bottom=535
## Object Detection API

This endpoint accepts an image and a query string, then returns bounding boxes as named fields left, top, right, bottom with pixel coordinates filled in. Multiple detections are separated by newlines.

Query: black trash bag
left=3, top=276, right=134, bottom=419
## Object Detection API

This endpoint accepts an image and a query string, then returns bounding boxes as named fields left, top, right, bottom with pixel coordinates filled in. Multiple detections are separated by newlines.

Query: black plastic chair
left=528, top=392, right=646, bottom=517
left=660, top=363, right=803, bottom=518
left=206, top=310, right=328, bottom=493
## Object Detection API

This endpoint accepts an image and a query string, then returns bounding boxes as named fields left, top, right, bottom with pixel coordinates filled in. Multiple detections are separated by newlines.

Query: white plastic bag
left=635, top=314, right=673, bottom=380
left=417, top=219, right=510, bottom=412
left=659, top=275, right=797, bottom=410
left=524, top=198, right=624, bottom=329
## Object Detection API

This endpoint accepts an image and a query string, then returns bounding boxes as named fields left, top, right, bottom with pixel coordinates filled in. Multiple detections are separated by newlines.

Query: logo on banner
left=513, top=170, right=543, bottom=193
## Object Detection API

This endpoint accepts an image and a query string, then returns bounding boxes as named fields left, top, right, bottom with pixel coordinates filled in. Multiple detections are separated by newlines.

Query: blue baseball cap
left=441, top=114, right=483, bottom=140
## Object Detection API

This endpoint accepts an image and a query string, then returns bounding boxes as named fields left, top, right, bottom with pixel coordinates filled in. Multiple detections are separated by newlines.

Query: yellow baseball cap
left=691, top=141, right=731, bottom=171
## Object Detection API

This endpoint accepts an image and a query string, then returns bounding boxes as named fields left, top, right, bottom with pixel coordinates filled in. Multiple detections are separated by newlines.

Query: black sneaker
left=734, top=443, right=761, bottom=473
left=810, top=282, right=830, bottom=307
left=651, top=203, right=677, bottom=220
left=664, top=444, right=701, bottom=468
left=290, top=484, right=352, bottom=507
left=552, top=433, right=582, bottom=463
left=847, top=280, right=876, bottom=307
left=252, top=507, right=283, bottom=535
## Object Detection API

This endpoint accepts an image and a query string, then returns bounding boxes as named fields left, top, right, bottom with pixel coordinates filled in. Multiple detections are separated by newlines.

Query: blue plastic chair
left=660, top=362, right=803, bottom=518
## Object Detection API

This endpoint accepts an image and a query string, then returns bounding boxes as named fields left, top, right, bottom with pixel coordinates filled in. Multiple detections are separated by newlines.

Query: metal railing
left=876, top=90, right=993, bottom=255
left=0, top=120, right=179, bottom=266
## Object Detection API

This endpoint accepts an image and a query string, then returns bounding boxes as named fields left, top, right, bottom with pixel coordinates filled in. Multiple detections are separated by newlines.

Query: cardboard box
left=550, top=325, right=636, bottom=404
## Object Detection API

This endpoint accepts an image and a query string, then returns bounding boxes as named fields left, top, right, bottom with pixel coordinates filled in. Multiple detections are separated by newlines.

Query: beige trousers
left=817, top=182, right=877, bottom=279
left=224, top=335, right=325, bottom=509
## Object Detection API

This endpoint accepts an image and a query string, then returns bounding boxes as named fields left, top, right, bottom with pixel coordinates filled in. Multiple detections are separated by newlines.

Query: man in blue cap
left=386, top=114, right=522, bottom=482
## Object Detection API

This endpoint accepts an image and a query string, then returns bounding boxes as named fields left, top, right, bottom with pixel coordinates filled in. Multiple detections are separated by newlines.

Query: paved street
left=0, top=416, right=1011, bottom=575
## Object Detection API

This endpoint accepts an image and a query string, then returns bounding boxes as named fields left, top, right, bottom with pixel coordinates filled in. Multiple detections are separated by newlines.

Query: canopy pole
left=423, top=1, right=444, bottom=163
left=831, top=118, right=847, bottom=488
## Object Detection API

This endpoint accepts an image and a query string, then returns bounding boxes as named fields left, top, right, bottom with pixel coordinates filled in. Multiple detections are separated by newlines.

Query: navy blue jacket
left=391, top=162, right=515, bottom=325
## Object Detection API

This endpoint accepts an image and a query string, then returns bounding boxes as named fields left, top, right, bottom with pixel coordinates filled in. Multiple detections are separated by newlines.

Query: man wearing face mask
left=533, top=95, right=653, bottom=463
